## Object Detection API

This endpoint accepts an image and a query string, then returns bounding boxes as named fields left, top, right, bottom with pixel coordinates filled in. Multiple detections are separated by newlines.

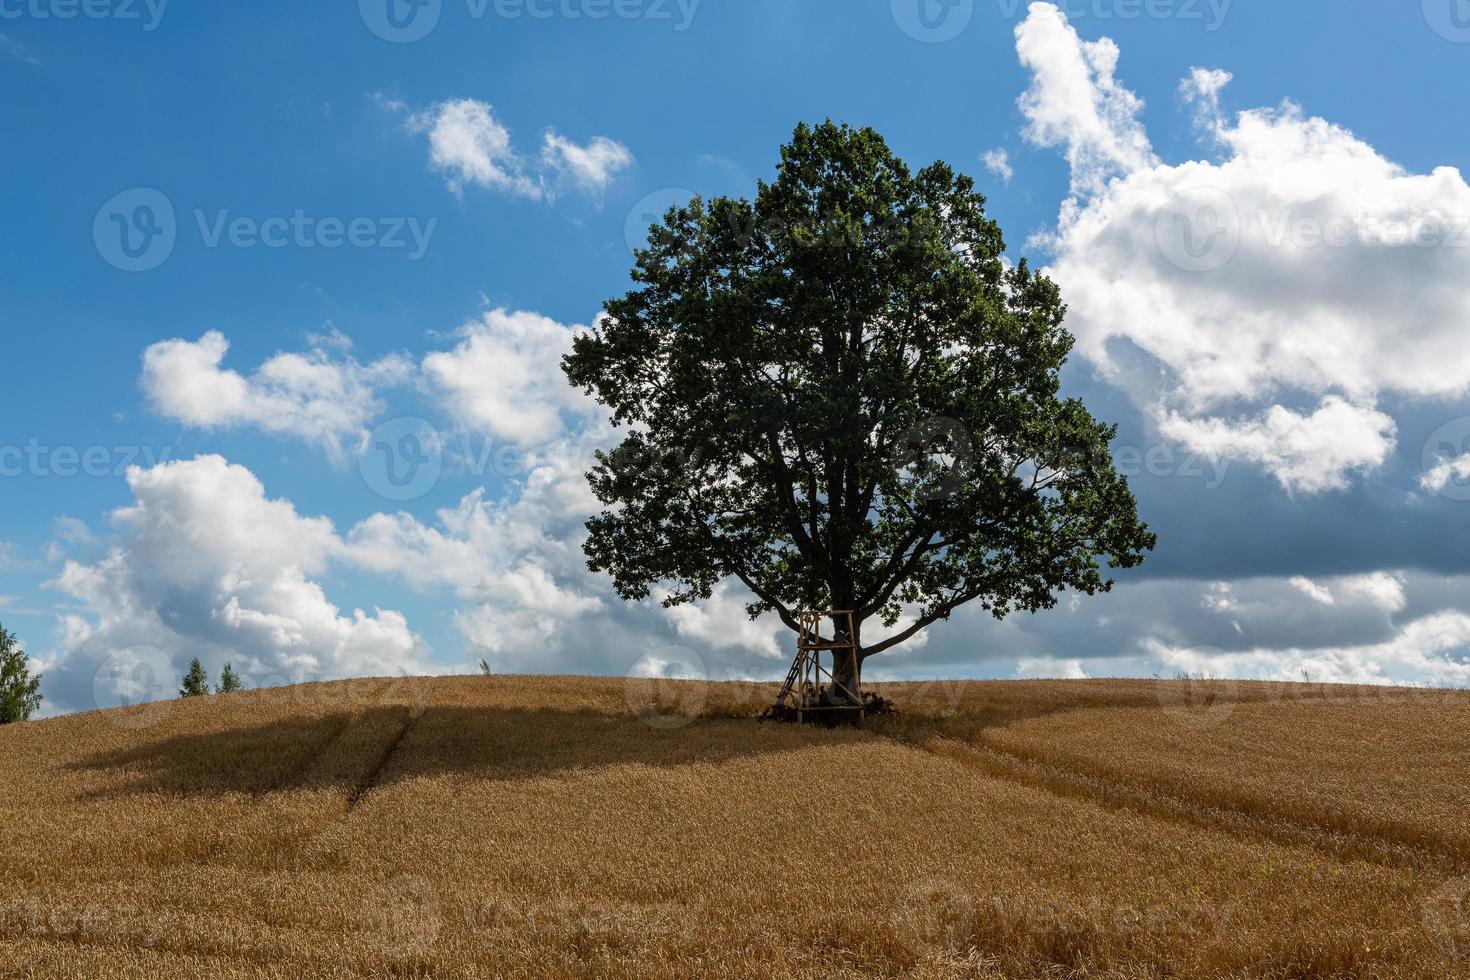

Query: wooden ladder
left=769, top=610, right=861, bottom=721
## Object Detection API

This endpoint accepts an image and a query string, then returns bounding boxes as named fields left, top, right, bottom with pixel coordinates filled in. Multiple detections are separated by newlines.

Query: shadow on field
left=67, top=704, right=827, bottom=801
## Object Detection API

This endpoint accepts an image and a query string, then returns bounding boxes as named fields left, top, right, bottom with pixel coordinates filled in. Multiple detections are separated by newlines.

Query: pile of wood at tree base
left=762, top=691, right=895, bottom=727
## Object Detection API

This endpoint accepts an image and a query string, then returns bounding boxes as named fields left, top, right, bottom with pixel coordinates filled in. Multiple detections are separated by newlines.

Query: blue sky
left=4, top=1, right=1470, bottom=714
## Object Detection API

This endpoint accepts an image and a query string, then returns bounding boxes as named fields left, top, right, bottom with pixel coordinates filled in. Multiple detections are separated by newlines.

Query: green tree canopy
left=180, top=658, right=210, bottom=698
left=215, top=662, right=243, bottom=694
left=564, top=121, right=1154, bottom=698
left=0, top=624, right=42, bottom=724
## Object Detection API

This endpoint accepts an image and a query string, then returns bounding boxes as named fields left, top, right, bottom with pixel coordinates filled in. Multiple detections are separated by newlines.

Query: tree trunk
left=823, top=618, right=863, bottom=707
left=826, top=648, right=862, bottom=706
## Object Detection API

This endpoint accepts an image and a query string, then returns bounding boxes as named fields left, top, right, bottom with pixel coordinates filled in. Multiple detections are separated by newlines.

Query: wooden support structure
left=769, top=610, right=864, bottom=725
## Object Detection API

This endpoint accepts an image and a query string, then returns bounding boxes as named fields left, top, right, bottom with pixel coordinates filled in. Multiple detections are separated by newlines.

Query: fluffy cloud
left=662, top=582, right=785, bottom=659
left=121, top=310, right=665, bottom=680
left=421, top=308, right=600, bottom=449
left=410, top=98, right=543, bottom=199
left=346, top=429, right=609, bottom=672
left=1421, top=453, right=1470, bottom=495
left=981, top=148, right=1014, bottom=184
left=1015, top=2, right=1156, bottom=198
left=1151, top=608, right=1470, bottom=688
left=43, top=456, right=434, bottom=714
left=1157, top=397, right=1396, bottom=495
left=1016, top=656, right=1089, bottom=680
left=1015, top=2, right=1470, bottom=494
left=542, top=132, right=636, bottom=196
left=1180, top=67, right=1232, bottom=128
left=398, top=97, right=633, bottom=200
left=141, top=331, right=411, bottom=461
left=879, top=567, right=1465, bottom=688
left=143, top=310, right=598, bottom=464
left=1288, top=576, right=1335, bottom=606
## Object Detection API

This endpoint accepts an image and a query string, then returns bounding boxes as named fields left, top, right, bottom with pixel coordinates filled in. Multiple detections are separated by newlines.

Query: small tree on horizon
left=564, top=121, right=1155, bottom=703
left=215, top=662, right=243, bottom=694
left=0, top=624, right=43, bottom=724
left=179, top=658, right=210, bottom=698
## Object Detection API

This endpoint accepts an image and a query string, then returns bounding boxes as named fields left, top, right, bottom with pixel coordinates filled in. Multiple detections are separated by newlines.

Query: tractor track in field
left=246, top=677, right=437, bottom=815
left=345, top=714, right=416, bottom=811
left=345, top=686, right=436, bottom=813
left=256, top=710, right=364, bottom=799
left=901, top=733, right=1467, bottom=875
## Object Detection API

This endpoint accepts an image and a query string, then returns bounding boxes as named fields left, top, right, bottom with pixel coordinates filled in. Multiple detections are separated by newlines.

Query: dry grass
left=1, top=674, right=1467, bottom=978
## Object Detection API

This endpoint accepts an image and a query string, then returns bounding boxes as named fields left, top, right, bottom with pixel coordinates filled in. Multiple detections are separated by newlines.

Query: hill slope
left=1, top=675, right=1468, bottom=978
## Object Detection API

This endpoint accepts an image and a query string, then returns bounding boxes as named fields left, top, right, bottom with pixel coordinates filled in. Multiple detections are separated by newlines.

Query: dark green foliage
left=215, top=662, right=243, bottom=694
left=180, top=658, right=210, bottom=698
left=564, top=121, right=1155, bottom=668
left=0, top=624, right=42, bottom=724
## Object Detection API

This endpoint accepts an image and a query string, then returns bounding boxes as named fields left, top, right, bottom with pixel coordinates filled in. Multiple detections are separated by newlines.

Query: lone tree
left=0, top=624, right=42, bottom=723
left=565, top=122, right=1154, bottom=702
left=215, top=662, right=243, bottom=694
left=179, top=658, right=210, bottom=698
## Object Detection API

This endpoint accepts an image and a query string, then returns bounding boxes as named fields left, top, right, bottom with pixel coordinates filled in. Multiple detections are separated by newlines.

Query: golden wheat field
left=1, top=674, right=1468, bottom=979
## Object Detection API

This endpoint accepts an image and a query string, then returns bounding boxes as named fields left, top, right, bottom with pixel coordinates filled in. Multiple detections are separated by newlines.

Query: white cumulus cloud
left=542, top=131, right=636, bottom=196
left=1015, top=2, right=1156, bottom=199
left=1016, top=656, right=1089, bottom=680
left=43, top=455, right=434, bottom=713
left=1013, top=2, right=1470, bottom=495
left=421, top=308, right=601, bottom=449
left=981, top=147, right=1014, bottom=183
left=141, top=331, right=411, bottom=462
left=394, top=97, right=633, bottom=201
